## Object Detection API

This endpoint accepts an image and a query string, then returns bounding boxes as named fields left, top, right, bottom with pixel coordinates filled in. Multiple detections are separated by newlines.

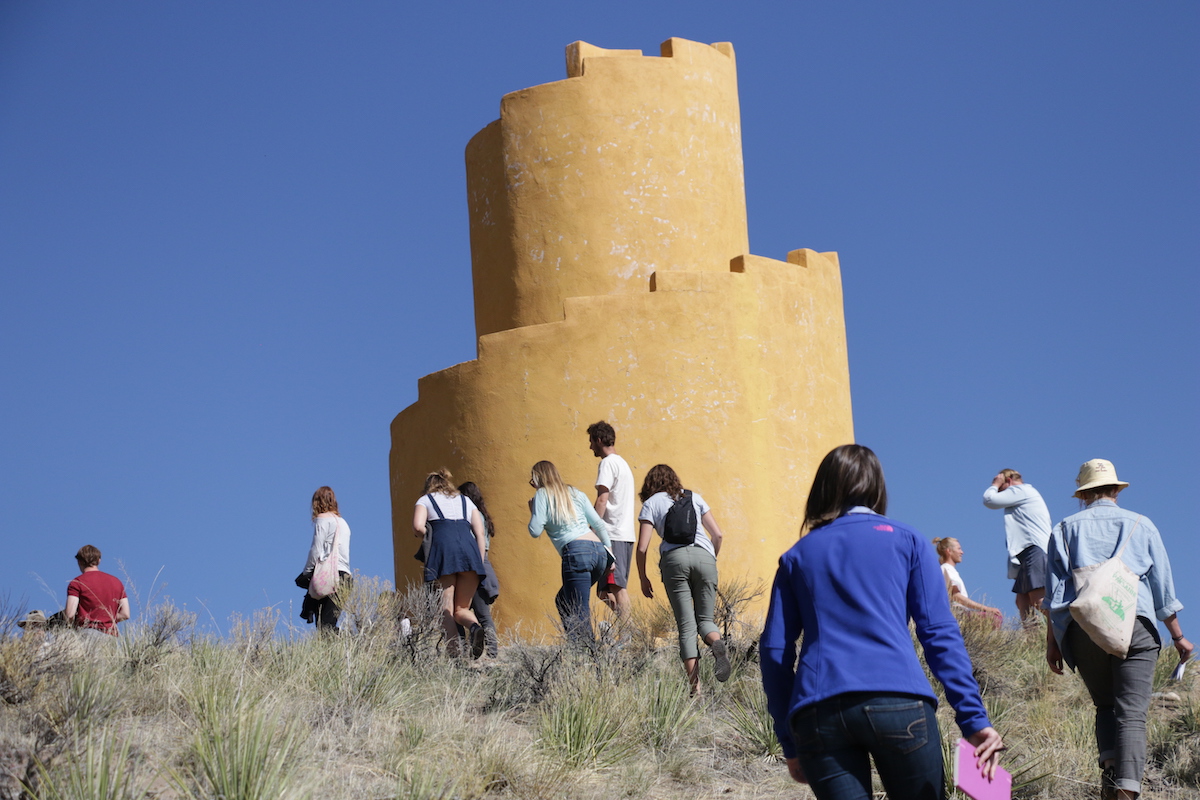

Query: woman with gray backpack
left=636, top=464, right=731, bottom=695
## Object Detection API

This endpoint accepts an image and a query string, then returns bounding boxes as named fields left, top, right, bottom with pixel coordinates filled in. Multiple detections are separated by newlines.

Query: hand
left=967, top=727, right=1004, bottom=781
left=991, top=473, right=1006, bottom=489
left=527, top=497, right=535, bottom=512
left=1046, top=637, right=1064, bottom=675
left=1175, top=636, right=1194, bottom=662
left=785, top=757, right=807, bottom=784
left=640, top=575, right=654, bottom=599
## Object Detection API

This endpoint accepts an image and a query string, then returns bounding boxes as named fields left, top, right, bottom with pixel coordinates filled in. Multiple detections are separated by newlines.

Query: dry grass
left=0, top=579, right=1196, bottom=799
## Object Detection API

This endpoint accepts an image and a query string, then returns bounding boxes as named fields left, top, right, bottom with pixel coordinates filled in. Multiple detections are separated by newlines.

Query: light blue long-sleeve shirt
left=983, top=484, right=1052, bottom=578
left=1045, top=499, right=1183, bottom=668
left=528, top=486, right=610, bottom=554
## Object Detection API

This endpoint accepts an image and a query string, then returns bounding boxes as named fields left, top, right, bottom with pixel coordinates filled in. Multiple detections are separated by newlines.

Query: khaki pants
left=659, top=545, right=719, bottom=660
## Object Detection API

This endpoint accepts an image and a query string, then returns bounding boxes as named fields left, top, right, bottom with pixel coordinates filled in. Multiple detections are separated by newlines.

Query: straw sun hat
left=17, top=610, right=47, bottom=628
left=1074, top=458, right=1129, bottom=498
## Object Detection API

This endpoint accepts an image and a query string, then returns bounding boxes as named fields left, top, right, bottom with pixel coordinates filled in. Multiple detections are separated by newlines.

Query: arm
left=759, top=558, right=804, bottom=764
left=594, top=486, right=610, bottom=519
left=412, top=504, right=428, bottom=537
left=471, top=510, right=487, bottom=562
left=948, top=586, right=1001, bottom=617
left=528, top=490, right=547, bottom=538
left=636, top=520, right=654, bottom=599
left=116, top=597, right=131, bottom=623
left=982, top=483, right=1026, bottom=509
left=1162, top=614, right=1193, bottom=662
left=304, top=520, right=326, bottom=572
left=580, top=493, right=611, bottom=548
left=64, top=595, right=79, bottom=624
left=700, top=511, right=723, bottom=557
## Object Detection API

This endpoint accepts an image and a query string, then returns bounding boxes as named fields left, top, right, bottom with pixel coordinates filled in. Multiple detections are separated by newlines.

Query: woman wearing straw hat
left=1045, top=459, right=1194, bottom=800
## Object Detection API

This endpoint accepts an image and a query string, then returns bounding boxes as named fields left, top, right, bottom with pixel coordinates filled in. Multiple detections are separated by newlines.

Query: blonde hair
left=423, top=469, right=459, bottom=497
left=999, top=468, right=1021, bottom=482
left=531, top=461, right=578, bottom=526
left=311, top=487, right=339, bottom=520
left=932, top=536, right=959, bottom=564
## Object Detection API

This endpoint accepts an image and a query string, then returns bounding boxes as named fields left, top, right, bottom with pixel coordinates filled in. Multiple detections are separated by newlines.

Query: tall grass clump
left=31, top=731, right=153, bottom=800
left=537, top=676, right=634, bottom=769
left=175, top=683, right=309, bottom=800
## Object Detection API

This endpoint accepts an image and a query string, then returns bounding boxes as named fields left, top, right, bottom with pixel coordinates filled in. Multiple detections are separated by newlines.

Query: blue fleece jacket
left=759, top=510, right=991, bottom=759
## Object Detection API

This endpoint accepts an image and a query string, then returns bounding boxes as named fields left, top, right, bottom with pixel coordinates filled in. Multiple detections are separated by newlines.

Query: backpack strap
left=425, top=493, right=446, bottom=520
left=461, top=494, right=468, bottom=519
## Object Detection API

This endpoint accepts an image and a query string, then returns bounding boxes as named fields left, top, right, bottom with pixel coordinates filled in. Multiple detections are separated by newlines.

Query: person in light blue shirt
left=761, top=444, right=1003, bottom=799
left=1044, top=458, right=1193, bottom=799
left=983, top=469, right=1052, bottom=625
left=527, top=460, right=611, bottom=644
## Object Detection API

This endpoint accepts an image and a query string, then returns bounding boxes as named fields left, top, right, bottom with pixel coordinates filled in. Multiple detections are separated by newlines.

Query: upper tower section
left=466, top=37, right=748, bottom=338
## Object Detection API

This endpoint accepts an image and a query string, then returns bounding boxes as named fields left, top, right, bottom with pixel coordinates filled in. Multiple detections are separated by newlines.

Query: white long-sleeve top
left=304, top=515, right=351, bottom=574
left=982, top=484, right=1051, bottom=578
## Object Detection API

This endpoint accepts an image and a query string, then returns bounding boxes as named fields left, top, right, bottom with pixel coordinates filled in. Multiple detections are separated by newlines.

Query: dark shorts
left=609, top=541, right=633, bottom=588
left=1012, top=545, right=1047, bottom=594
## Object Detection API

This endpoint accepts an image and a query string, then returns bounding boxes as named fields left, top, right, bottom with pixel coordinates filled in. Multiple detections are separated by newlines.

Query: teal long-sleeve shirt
left=528, top=486, right=611, bottom=554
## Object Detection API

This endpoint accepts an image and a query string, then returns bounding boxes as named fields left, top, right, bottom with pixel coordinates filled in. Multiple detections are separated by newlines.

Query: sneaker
left=711, top=638, right=731, bottom=682
left=1100, top=766, right=1117, bottom=800
left=469, top=623, right=487, bottom=660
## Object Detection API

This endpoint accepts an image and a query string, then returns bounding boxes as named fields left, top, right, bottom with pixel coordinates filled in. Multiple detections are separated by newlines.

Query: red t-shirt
left=67, top=570, right=126, bottom=633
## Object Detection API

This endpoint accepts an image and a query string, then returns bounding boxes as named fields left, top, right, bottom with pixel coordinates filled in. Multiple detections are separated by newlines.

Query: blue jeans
left=790, top=693, right=944, bottom=800
left=555, top=539, right=607, bottom=643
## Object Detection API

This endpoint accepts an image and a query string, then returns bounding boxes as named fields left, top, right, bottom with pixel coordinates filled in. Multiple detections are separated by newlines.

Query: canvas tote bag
left=1068, top=516, right=1141, bottom=658
left=308, top=517, right=343, bottom=600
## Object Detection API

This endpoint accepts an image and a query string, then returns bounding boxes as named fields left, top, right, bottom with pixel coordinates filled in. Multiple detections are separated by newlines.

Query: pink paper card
left=954, top=738, right=1012, bottom=800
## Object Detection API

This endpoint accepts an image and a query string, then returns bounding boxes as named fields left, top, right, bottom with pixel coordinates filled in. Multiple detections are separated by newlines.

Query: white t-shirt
left=941, top=562, right=969, bottom=609
left=416, top=493, right=479, bottom=522
left=638, top=490, right=715, bottom=558
left=595, top=453, right=636, bottom=543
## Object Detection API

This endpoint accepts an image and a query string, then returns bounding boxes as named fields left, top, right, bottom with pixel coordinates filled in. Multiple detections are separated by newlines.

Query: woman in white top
left=413, top=469, right=489, bottom=658
left=636, top=464, right=731, bottom=695
left=933, top=537, right=1002, bottom=621
left=302, top=486, right=352, bottom=631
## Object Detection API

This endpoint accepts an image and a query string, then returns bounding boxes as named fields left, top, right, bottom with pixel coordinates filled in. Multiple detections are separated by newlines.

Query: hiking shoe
left=1100, top=766, right=1117, bottom=800
left=711, top=638, right=731, bottom=682
left=469, top=624, right=487, bottom=660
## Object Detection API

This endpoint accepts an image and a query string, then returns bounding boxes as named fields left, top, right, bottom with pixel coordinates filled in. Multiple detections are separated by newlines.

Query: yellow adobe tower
left=389, top=37, right=854, bottom=636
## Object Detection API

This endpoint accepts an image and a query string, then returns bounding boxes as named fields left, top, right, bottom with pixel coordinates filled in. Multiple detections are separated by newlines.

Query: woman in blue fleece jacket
left=760, top=444, right=1003, bottom=800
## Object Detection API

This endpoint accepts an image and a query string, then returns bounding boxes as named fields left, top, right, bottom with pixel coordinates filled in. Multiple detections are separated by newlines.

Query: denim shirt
left=1045, top=499, right=1183, bottom=668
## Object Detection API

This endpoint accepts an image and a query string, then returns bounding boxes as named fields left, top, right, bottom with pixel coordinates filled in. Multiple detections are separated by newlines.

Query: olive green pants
left=659, top=545, right=719, bottom=660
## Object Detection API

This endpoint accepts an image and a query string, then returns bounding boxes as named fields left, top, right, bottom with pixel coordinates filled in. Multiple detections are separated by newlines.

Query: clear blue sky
left=2, top=3, right=1196, bottom=636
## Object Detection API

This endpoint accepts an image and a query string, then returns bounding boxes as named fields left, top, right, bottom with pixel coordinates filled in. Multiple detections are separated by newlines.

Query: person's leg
left=790, top=697, right=874, bottom=800
left=451, top=572, right=481, bottom=628
left=687, top=549, right=729, bottom=681
left=659, top=548, right=701, bottom=691
left=436, top=577, right=460, bottom=653
left=1066, top=622, right=1119, bottom=779
left=470, top=589, right=498, bottom=657
left=857, top=695, right=943, bottom=800
left=1110, top=620, right=1161, bottom=796
left=556, top=541, right=596, bottom=643
left=1014, top=591, right=1032, bottom=621
left=610, top=541, right=633, bottom=621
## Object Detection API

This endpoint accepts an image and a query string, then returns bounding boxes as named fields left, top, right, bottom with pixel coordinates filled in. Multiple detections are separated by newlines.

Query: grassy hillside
left=1, top=576, right=1196, bottom=799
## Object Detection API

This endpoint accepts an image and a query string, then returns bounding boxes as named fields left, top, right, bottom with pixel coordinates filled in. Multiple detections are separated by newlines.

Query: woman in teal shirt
left=527, top=460, right=611, bottom=643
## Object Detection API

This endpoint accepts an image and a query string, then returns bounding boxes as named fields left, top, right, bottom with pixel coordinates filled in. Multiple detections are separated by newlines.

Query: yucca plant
left=727, top=681, right=781, bottom=759
left=31, top=731, right=154, bottom=800
left=537, top=679, right=633, bottom=768
left=175, top=684, right=309, bottom=800
left=634, top=671, right=699, bottom=752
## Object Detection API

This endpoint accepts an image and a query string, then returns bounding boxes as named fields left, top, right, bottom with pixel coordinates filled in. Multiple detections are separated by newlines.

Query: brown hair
left=311, top=486, right=339, bottom=520
left=422, top=469, right=458, bottom=497
left=1078, top=485, right=1122, bottom=504
left=999, top=468, right=1021, bottom=482
left=587, top=421, right=616, bottom=448
left=458, top=482, right=495, bottom=539
left=802, top=444, right=888, bottom=535
left=639, top=464, right=684, bottom=502
left=75, top=544, right=101, bottom=568
left=932, top=537, right=959, bottom=563
left=530, top=461, right=578, bottom=526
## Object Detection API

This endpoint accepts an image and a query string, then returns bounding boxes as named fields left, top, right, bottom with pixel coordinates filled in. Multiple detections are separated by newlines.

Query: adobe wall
left=390, top=38, right=854, bottom=637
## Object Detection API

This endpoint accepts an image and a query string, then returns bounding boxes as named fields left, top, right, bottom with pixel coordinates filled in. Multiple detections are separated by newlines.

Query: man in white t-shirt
left=588, top=420, right=636, bottom=620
